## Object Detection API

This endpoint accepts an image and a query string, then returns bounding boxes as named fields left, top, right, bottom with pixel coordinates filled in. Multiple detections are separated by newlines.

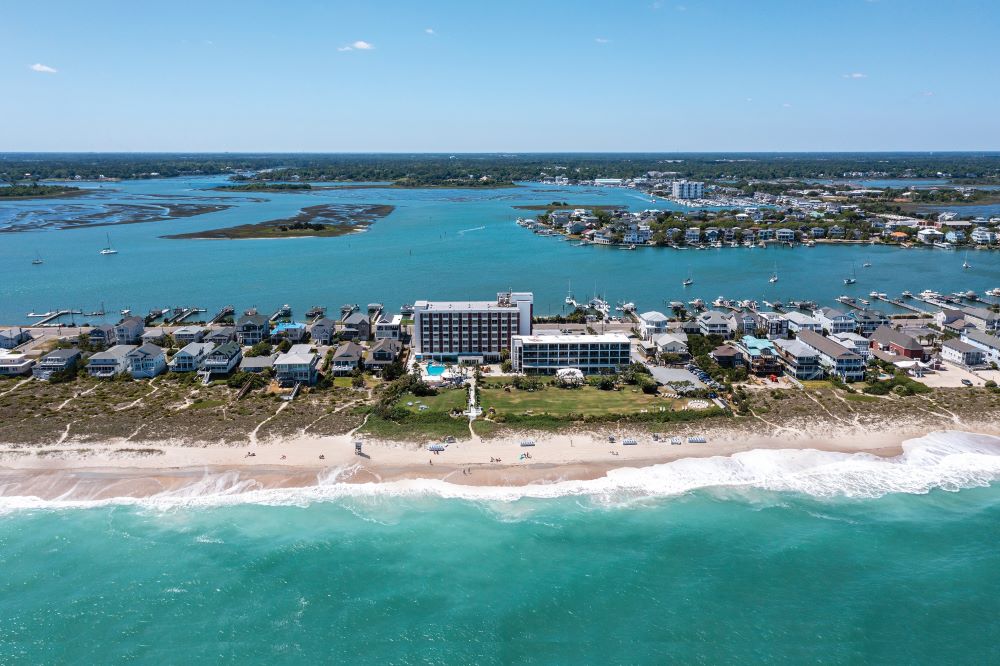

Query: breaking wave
left=3, top=431, right=1000, bottom=512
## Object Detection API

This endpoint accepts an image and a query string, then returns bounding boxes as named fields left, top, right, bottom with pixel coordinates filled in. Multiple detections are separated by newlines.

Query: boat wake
left=456, top=225, right=486, bottom=235
left=2, top=431, right=1000, bottom=512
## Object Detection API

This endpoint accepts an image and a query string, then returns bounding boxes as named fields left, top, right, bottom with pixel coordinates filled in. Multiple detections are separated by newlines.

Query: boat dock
left=270, top=304, right=292, bottom=322
left=872, top=294, right=928, bottom=314
left=25, top=309, right=83, bottom=326
left=210, top=305, right=235, bottom=324
left=165, top=307, right=207, bottom=324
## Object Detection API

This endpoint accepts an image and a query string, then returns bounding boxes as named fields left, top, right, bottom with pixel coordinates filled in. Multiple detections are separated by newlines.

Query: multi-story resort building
left=672, top=180, right=705, bottom=199
left=413, top=292, right=533, bottom=362
left=511, top=333, right=631, bottom=375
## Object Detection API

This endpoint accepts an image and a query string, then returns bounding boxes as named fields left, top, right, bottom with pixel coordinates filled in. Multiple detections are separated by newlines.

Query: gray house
left=236, top=312, right=270, bottom=346
left=32, top=348, right=81, bottom=380
left=365, top=339, right=402, bottom=372
left=331, top=341, right=364, bottom=375
left=87, top=344, right=136, bottom=378
left=309, top=318, right=337, bottom=345
left=341, top=312, right=371, bottom=341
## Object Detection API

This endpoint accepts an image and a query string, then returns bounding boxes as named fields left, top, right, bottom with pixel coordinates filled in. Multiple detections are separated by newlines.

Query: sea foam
left=2, top=431, right=1000, bottom=512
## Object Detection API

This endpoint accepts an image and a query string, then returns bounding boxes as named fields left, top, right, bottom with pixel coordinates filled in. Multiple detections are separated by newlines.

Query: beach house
left=173, top=326, right=205, bottom=345
left=637, top=311, right=669, bottom=340
left=126, top=343, right=167, bottom=379
left=86, top=325, right=115, bottom=349
left=32, top=348, right=82, bottom=380
left=813, top=307, right=855, bottom=334
left=796, top=330, right=864, bottom=382
left=309, top=318, right=337, bottom=345
left=773, top=338, right=823, bottom=380
left=753, top=311, right=789, bottom=340
left=202, top=341, right=242, bottom=376
left=868, top=326, right=925, bottom=360
left=169, top=342, right=216, bottom=372
left=239, top=354, right=277, bottom=374
left=941, top=339, right=986, bottom=367
left=364, top=338, right=403, bottom=372
left=960, top=330, right=1000, bottom=366
left=374, top=314, right=403, bottom=340
left=205, top=327, right=235, bottom=345
left=0, top=327, right=31, bottom=349
left=0, top=350, right=34, bottom=376
left=270, top=321, right=308, bottom=343
left=274, top=348, right=319, bottom=385
left=340, top=312, right=371, bottom=341
left=851, top=310, right=890, bottom=336
left=830, top=332, right=873, bottom=360
left=697, top=311, right=731, bottom=337
left=710, top=345, right=744, bottom=369
left=734, top=336, right=781, bottom=376
left=331, top=341, right=364, bottom=375
left=114, top=316, right=145, bottom=345
left=87, top=345, right=136, bottom=378
left=236, top=312, right=270, bottom=346
left=782, top=311, right=823, bottom=334
left=653, top=332, right=688, bottom=358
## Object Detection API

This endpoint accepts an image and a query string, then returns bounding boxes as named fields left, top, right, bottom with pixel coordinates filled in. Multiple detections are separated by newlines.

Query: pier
left=210, top=305, right=235, bottom=325
left=165, top=307, right=207, bottom=325
left=270, top=304, right=292, bottom=322
left=26, top=309, right=82, bottom=326
left=872, top=294, right=928, bottom=314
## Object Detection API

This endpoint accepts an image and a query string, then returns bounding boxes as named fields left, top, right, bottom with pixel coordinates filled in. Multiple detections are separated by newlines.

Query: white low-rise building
left=511, top=333, right=631, bottom=375
left=0, top=349, right=34, bottom=376
left=942, top=338, right=985, bottom=366
left=637, top=311, right=669, bottom=340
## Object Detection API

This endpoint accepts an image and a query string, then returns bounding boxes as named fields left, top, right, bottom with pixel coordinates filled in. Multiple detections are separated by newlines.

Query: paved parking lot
left=648, top=367, right=706, bottom=388
left=915, top=362, right=987, bottom=388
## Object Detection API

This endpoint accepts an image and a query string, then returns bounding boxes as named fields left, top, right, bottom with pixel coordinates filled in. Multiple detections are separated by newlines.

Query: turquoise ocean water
left=2, top=177, right=999, bottom=324
left=3, top=432, right=1000, bottom=663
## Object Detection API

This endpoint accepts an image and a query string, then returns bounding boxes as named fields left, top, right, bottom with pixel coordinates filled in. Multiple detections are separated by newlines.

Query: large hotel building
left=412, top=292, right=533, bottom=362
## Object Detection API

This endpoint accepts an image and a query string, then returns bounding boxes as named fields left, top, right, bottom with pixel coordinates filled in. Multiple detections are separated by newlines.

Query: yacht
left=986, top=288, right=1000, bottom=298
left=682, top=277, right=693, bottom=286
left=901, top=290, right=913, bottom=298
left=962, top=252, right=972, bottom=270
left=769, top=264, right=779, bottom=283
left=843, top=263, right=857, bottom=285
left=99, top=232, right=118, bottom=255
left=31, top=251, right=43, bottom=265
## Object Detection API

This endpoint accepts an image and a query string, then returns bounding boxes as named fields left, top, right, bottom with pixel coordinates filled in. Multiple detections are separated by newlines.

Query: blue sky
left=2, top=0, right=998, bottom=152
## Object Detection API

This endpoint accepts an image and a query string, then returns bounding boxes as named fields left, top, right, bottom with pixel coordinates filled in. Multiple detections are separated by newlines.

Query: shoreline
left=2, top=421, right=991, bottom=501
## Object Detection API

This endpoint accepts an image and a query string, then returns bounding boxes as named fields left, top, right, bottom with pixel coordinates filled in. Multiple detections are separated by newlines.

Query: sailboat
left=862, top=257, right=872, bottom=268
left=843, top=263, right=857, bottom=285
left=682, top=266, right=693, bottom=286
left=963, top=252, right=972, bottom=270
left=99, top=232, right=118, bottom=255
left=769, top=263, right=778, bottom=283
left=31, top=251, right=43, bottom=265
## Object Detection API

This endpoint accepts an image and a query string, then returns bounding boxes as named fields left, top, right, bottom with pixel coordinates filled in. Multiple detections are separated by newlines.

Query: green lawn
left=398, top=388, right=468, bottom=414
left=479, top=384, right=672, bottom=417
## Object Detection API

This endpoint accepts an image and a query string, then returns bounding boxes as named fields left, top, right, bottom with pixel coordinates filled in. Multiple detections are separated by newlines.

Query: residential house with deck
left=0, top=327, right=31, bottom=349
left=170, top=342, right=216, bottom=372
left=813, top=307, right=855, bottom=334
left=830, top=332, right=872, bottom=360
left=114, top=317, right=145, bottom=345
left=331, top=341, right=364, bottom=375
left=202, top=341, right=242, bottom=376
left=365, top=339, right=403, bottom=372
left=698, top=311, right=732, bottom=337
left=0, top=350, right=34, bottom=376
left=206, top=327, right=235, bottom=345
left=32, top=348, right=81, bottom=380
left=126, top=343, right=167, bottom=379
left=783, top=311, right=823, bottom=334
left=961, top=330, right=1000, bottom=366
left=375, top=315, right=403, bottom=340
left=754, top=311, right=789, bottom=340
left=735, top=336, right=782, bottom=376
left=774, top=338, right=822, bottom=380
left=710, top=345, right=744, bottom=369
left=87, top=345, right=136, bottom=378
left=868, top=326, right=925, bottom=360
left=851, top=310, right=890, bottom=336
left=173, top=326, right=205, bottom=345
left=942, top=339, right=985, bottom=366
left=797, top=330, right=864, bottom=382
left=309, top=318, right=338, bottom=345
left=87, top=325, right=115, bottom=349
left=236, top=312, right=270, bottom=346
left=341, top=312, right=371, bottom=341
left=637, top=311, right=669, bottom=341
left=274, top=349, right=319, bottom=385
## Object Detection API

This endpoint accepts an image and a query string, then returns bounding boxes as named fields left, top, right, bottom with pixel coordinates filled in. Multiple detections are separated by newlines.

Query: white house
left=126, top=343, right=167, bottom=379
left=87, top=345, right=136, bottom=378
left=783, top=311, right=823, bottom=334
left=637, top=311, right=669, bottom=340
left=941, top=338, right=985, bottom=366
left=961, top=330, right=1000, bottom=366
left=0, top=327, right=31, bottom=349
left=697, top=311, right=731, bottom=337
left=813, top=307, right=855, bottom=334
left=0, top=349, right=34, bottom=376
left=170, top=342, right=216, bottom=372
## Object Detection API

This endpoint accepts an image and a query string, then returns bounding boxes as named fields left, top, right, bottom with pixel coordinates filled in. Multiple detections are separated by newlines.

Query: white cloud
left=842, top=72, right=867, bottom=79
left=595, top=37, right=610, bottom=44
left=425, top=28, right=435, bottom=35
left=339, top=40, right=375, bottom=52
left=782, top=103, right=792, bottom=108
left=29, top=63, right=57, bottom=74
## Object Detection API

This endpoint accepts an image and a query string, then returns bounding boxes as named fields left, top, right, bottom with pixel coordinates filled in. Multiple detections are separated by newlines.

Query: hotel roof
left=513, top=333, right=630, bottom=344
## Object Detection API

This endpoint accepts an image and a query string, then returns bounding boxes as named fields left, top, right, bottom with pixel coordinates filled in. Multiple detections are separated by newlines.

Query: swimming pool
left=426, top=364, right=446, bottom=377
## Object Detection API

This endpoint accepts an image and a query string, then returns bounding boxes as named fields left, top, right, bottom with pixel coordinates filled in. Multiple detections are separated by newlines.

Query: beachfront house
left=735, top=336, right=782, bottom=376
left=796, top=330, right=865, bottom=382
left=32, top=348, right=81, bottom=380
left=236, top=312, right=270, bottom=346
left=87, top=344, right=136, bottom=378
left=958, top=306, right=1000, bottom=333
left=960, top=330, right=1000, bottom=366
left=173, top=326, right=205, bottom=345
left=941, top=339, right=986, bottom=367
left=270, top=321, right=308, bottom=344
left=114, top=316, right=145, bottom=345
left=126, top=343, right=167, bottom=379
left=169, top=341, right=216, bottom=372
left=364, top=339, right=403, bottom=372
left=239, top=353, right=277, bottom=374
left=341, top=312, right=371, bottom=341
left=653, top=332, right=688, bottom=358
left=637, top=311, right=669, bottom=340
left=0, top=327, right=32, bottom=349
left=710, top=345, right=744, bottom=368
left=773, top=338, right=823, bottom=380
left=274, top=349, right=319, bottom=385
left=330, top=341, right=364, bottom=375
left=776, top=228, right=796, bottom=243
left=309, top=318, right=338, bottom=345
left=868, top=326, right=924, bottom=360
left=698, top=311, right=731, bottom=337
left=971, top=227, right=996, bottom=244
left=202, top=341, right=242, bottom=376
left=0, top=350, right=34, bottom=376
left=813, top=307, right=855, bottom=334
left=140, top=327, right=169, bottom=345
left=684, top=228, right=701, bottom=244
left=729, top=310, right=757, bottom=336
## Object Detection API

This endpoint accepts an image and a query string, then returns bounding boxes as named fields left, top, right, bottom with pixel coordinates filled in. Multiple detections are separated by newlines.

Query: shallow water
left=2, top=432, right=1000, bottom=662
left=2, top=177, right=998, bottom=323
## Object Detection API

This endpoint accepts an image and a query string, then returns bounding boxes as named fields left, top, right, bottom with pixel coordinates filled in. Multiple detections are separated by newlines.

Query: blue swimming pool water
left=426, top=363, right=446, bottom=376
